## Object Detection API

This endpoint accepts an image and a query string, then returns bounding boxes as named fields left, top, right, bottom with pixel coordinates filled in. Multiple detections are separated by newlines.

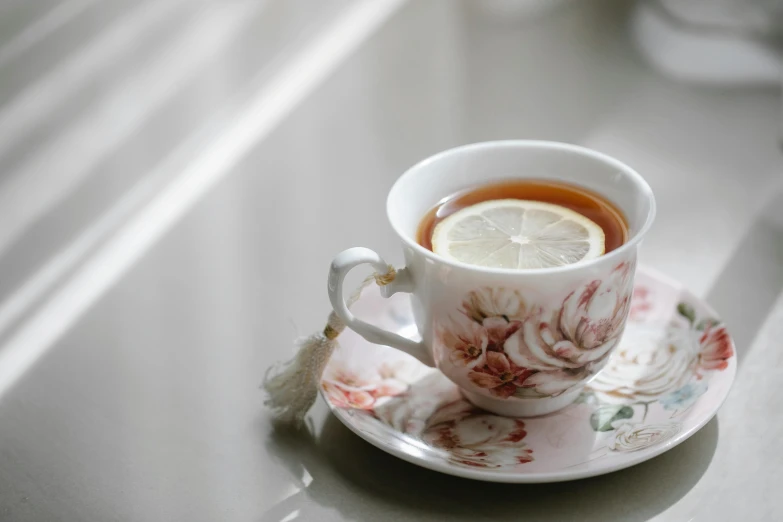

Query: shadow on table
left=705, top=190, right=783, bottom=365
left=260, top=412, right=719, bottom=521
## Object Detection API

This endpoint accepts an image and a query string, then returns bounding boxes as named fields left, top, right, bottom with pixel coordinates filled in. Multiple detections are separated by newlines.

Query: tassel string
left=263, top=266, right=397, bottom=427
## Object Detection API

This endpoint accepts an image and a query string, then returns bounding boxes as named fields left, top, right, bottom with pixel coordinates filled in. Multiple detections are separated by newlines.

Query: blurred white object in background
left=632, top=0, right=782, bottom=85
left=471, top=0, right=575, bottom=23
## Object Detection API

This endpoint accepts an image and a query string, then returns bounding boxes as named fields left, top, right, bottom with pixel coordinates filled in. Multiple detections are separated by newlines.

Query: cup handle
left=328, top=247, right=434, bottom=367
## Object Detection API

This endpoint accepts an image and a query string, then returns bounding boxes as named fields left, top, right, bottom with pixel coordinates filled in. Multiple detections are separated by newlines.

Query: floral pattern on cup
left=438, top=262, right=633, bottom=399
left=468, top=351, right=535, bottom=398
left=441, top=319, right=489, bottom=369
left=608, top=422, right=681, bottom=452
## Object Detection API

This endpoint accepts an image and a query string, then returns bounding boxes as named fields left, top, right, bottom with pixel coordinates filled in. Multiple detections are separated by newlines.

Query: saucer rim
left=321, top=265, right=738, bottom=483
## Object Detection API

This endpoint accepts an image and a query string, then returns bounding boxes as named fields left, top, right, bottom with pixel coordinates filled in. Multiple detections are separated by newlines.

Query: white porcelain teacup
left=328, top=141, right=655, bottom=417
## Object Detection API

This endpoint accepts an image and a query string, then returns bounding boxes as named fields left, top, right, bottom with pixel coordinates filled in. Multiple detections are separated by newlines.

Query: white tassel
left=263, top=269, right=394, bottom=427
left=262, top=329, right=337, bottom=426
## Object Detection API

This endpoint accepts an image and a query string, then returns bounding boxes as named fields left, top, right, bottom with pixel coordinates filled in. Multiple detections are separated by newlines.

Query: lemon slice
left=432, top=199, right=605, bottom=269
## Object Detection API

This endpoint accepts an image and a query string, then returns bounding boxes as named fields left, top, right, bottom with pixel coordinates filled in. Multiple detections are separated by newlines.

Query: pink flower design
left=323, top=365, right=410, bottom=410
left=438, top=262, right=634, bottom=399
left=422, top=402, right=534, bottom=468
left=461, top=288, right=526, bottom=323
left=372, top=378, right=408, bottom=397
left=697, top=324, right=733, bottom=372
left=504, top=262, right=634, bottom=396
left=468, top=351, right=534, bottom=398
left=330, top=369, right=371, bottom=389
left=629, top=286, right=653, bottom=321
left=482, top=316, right=522, bottom=348
left=374, top=362, right=410, bottom=396
left=439, top=319, right=489, bottom=369
left=322, top=381, right=376, bottom=410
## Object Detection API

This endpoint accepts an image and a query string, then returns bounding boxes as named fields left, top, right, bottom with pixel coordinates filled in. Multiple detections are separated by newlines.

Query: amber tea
left=417, top=179, right=628, bottom=260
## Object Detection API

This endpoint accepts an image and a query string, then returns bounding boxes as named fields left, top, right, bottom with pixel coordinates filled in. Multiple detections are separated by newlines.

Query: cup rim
left=386, top=140, right=656, bottom=275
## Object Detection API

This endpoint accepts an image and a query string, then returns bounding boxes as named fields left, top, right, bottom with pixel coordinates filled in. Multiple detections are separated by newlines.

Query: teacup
left=328, top=141, right=655, bottom=417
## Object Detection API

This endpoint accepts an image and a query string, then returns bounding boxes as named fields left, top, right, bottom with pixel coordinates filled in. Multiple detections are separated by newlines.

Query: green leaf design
left=590, top=405, right=634, bottom=432
left=696, top=318, right=719, bottom=331
left=677, top=302, right=696, bottom=324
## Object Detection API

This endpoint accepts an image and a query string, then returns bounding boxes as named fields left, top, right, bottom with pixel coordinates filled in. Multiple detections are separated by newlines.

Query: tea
left=417, top=179, right=628, bottom=254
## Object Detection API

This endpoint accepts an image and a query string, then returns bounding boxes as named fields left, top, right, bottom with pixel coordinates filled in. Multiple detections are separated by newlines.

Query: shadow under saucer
left=259, top=411, right=718, bottom=522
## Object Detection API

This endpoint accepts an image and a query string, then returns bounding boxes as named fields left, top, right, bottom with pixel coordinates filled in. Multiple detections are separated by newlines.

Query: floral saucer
left=319, top=266, right=736, bottom=483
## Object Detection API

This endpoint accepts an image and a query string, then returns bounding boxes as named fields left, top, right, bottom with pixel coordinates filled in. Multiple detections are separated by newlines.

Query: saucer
left=320, top=266, right=736, bottom=483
